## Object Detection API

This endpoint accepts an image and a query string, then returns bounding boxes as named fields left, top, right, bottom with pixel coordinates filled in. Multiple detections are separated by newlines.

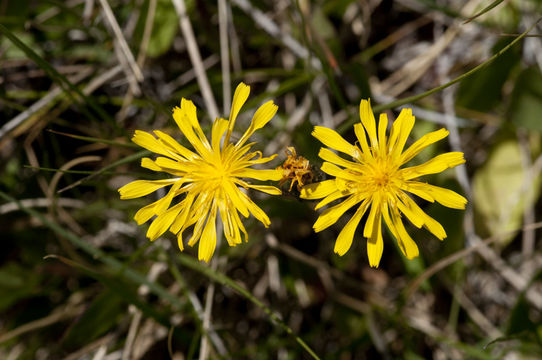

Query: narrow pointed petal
left=147, top=202, right=184, bottom=241
left=153, top=130, right=197, bottom=159
left=314, top=195, right=361, bottom=232
left=198, top=205, right=218, bottom=263
left=318, top=148, right=359, bottom=169
left=211, top=118, right=229, bottom=152
left=388, top=108, right=415, bottom=158
left=334, top=199, right=370, bottom=255
left=236, top=101, right=278, bottom=147
left=400, top=128, right=449, bottom=165
left=363, top=195, right=381, bottom=238
left=300, top=180, right=337, bottom=200
left=247, top=184, right=282, bottom=195
left=229, top=83, right=250, bottom=128
left=354, top=123, right=373, bottom=159
left=141, top=157, right=162, bottom=172
left=359, top=99, right=378, bottom=149
left=235, top=168, right=282, bottom=181
left=402, top=152, right=465, bottom=179
left=367, top=214, right=384, bottom=268
left=312, top=126, right=361, bottom=159
left=119, top=179, right=178, bottom=199
left=315, top=189, right=350, bottom=210
left=132, top=130, right=181, bottom=160
left=389, top=207, right=419, bottom=259
left=377, top=113, right=388, bottom=156
left=239, top=190, right=271, bottom=227
left=406, top=182, right=467, bottom=209
left=134, top=199, right=160, bottom=225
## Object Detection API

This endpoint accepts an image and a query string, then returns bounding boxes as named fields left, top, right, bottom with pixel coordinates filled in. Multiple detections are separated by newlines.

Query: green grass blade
left=0, top=24, right=117, bottom=128
left=464, top=0, right=505, bottom=24
left=57, top=150, right=151, bottom=193
left=337, top=18, right=541, bottom=134
left=0, top=191, right=188, bottom=312
left=48, top=130, right=139, bottom=148
left=176, top=253, right=322, bottom=360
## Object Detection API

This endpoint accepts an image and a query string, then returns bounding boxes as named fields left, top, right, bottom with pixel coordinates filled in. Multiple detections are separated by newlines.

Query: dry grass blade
left=405, top=221, right=542, bottom=299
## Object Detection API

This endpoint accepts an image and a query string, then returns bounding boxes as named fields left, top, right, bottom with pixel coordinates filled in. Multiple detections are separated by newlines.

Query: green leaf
left=472, top=139, right=541, bottom=244
left=508, top=67, right=542, bottom=132
left=146, top=0, right=180, bottom=57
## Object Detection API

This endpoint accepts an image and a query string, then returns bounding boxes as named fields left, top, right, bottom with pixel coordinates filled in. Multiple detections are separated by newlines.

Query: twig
left=98, top=0, right=143, bottom=94
left=0, top=198, right=85, bottom=215
left=0, top=305, right=85, bottom=344
left=0, top=68, right=93, bottom=140
left=171, top=0, right=219, bottom=120
left=231, top=0, right=322, bottom=70
left=218, top=0, right=231, bottom=114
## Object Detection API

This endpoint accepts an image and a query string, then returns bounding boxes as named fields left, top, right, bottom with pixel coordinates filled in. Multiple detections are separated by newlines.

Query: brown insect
left=276, top=146, right=314, bottom=193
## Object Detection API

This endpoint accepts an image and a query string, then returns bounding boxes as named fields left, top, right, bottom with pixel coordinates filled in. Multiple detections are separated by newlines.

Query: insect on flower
left=277, top=146, right=315, bottom=193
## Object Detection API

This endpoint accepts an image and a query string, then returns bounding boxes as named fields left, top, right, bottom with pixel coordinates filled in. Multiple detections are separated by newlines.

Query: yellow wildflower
left=119, top=83, right=282, bottom=262
left=301, top=100, right=467, bottom=268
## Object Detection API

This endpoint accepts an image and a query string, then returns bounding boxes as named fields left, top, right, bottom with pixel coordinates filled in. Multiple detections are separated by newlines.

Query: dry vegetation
left=1, top=0, right=542, bottom=359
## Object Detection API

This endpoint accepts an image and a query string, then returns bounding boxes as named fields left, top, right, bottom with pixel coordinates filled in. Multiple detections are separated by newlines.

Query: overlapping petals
left=119, top=83, right=282, bottom=262
left=301, top=99, right=467, bottom=268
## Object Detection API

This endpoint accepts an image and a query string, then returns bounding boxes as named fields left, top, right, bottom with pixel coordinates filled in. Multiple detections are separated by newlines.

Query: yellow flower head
left=119, top=83, right=282, bottom=262
left=301, top=99, right=467, bottom=268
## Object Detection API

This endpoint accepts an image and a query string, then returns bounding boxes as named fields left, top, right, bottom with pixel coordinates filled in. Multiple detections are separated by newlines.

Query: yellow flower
left=119, top=83, right=282, bottom=262
left=301, top=99, right=467, bottom=268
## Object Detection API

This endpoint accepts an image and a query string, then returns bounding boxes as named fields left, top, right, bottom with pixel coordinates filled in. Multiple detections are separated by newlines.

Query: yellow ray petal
left=401, top=152, right=465, bottom=180
left=236, top=100, right=278, bottom=147
left=367, top=211, right=384, bottom=268
left=247, top=184, right=283, bottom=195
left=146, top=202, right=184, bottom=241
left=315, top=189, right=350, bottom=210
left=235, top=168, right=282, bottom=181
left=363, top=194, right=381, bottom=238
left=382, top=205, right=419, bottom=259
left=334, top=199, right=370, bottom=256
left=353, top=123, right=373, bottom=159
left=318, top=148, right=360, bottom=170
left=132, top=130, right=181, bottom=160
left=154, top=157, right=191, bottom=173
left=154, top=180, right=183, bottom=215
left=398, top=193, right=446, bottom=239
left=170, top=194, right=195, bottom=234
left=313, top=194, right=361, bottom=232
left=180, top=98, right=209, bottom=146
left=377, top=113, right=388, bottom=156
left=153, top=130, right=197, bottom=159
left=388, top=108, right=415, bottom=159
left=399, top=128, right=449, bottom=165
left=198, top=205, right=218, bottom=263
left=300, top=180, right=337, bottom=200
left=406, top=182, right=467, bottom=209
left=211, top=118, right=229, bottom=151
left=228, top=83, right=250, bottom=130
left=312, top=126, right=361, bottom=159
left=223, top=181, right=250, bottom=218
left=239, top=190, right=271, bottom=227
left=141, top=157, right=162, bottom=172
left=321, top=162, right=361, bottom=183
left=359, top=99, right=378, bottom=149
left=119, top=179, right=178, bottom=199
left=134, top=199, right=160, bottom=225
left=172, top=106, right=211, bottom=157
